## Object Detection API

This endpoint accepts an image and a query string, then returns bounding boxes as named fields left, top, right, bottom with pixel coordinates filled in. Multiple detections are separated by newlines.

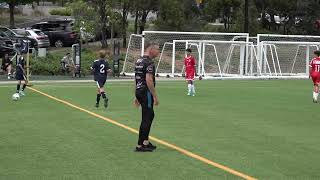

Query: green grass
left=1, top=80, right=320, bottom=180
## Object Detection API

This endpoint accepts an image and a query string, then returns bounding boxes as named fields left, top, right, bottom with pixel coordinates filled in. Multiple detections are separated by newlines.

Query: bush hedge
left=30, top=48, right=104, bottom=76
left=49, top=8, right=72, bottom=16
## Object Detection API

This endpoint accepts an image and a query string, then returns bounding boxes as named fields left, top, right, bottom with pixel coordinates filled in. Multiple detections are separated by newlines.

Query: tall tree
left=90, top=0, right=109, bottom=48
left=203, top=0, right=241, bottom=30
left=155, top=0, right=185, bottom=31
left=299, top=0, right=320, bottom=35
left=118, top=0, right=131, bottom=47
left=134, top=0, right=159, bottom=34
left=0, top=0, right=33, bottom=28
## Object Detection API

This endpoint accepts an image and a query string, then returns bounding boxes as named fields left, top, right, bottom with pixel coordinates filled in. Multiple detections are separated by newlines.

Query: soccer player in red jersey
left=309, top=50, right=320, bottom=103
left=184, top=48, right=196, bottom=96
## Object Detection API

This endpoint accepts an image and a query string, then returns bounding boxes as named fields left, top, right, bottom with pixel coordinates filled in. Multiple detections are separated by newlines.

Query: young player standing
left=91, top=50, right=112, bottom=108
left=1, top=53, right=12, bottom=79
left=184, top=48, right=196, bottom=96
left=310, top=50, right=320, bottom=103
left=15, top=54, right=27, bottom=96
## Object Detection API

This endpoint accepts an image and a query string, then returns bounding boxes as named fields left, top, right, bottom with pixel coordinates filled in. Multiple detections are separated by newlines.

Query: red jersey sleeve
left=184, top=57, right=187, bottom=66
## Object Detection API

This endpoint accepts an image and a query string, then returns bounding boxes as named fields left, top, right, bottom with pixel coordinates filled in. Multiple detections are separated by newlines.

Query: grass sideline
left=1, top=80, right=320, bottom=179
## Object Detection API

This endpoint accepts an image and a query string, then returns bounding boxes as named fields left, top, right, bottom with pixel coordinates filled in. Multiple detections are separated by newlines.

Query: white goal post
left=122, top=31, right=249, bottom=76
left=123, top=32, right=320, bottom=79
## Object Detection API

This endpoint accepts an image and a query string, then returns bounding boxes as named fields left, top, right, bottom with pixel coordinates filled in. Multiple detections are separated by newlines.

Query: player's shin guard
left=16, top=84, right=20, bottom=93
left=191, top=84, right=196, bottom=94
left=101, top=92, right=107, bottom=99
left=187, top=84, right=192, bottom=95
left=22, top=84, right=26, bottom=91
left=313, top=91, right=318, bottom=101
left=96, top=94, right=101, bottom=104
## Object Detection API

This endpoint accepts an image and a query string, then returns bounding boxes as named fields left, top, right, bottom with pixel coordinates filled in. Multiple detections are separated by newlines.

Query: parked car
left=0, top=26, right=37, bottom=48
left=0, top=37, right=13, bottom=58
left=0, top=2, right=9, bottom=9
left=13, top=29, right=50, bottom=48
left=31, top=21, right=79, bottom=47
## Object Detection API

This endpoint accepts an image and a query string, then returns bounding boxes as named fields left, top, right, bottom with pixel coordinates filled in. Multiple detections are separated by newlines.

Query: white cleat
left=19, top=91, right=25, bottom=97
left=313, top=98, right=317, bottom=103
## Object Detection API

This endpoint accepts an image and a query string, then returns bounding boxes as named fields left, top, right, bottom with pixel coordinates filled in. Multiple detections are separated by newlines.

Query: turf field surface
left=1, top=80, right=320, bottom=180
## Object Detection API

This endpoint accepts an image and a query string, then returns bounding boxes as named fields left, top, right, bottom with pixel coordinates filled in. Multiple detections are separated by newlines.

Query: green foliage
left=201, top=24, right=226, bottom=32
left=155, top=0, right=185, bottom=31
left=49, top=7, right=72, bottom=16
left=67, top=0, right=98, bottom=34
left=30, top=49, right=97, bottom=76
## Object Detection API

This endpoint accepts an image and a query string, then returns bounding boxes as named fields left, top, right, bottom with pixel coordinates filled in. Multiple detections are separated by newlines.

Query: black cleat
left=146, top=142, right=157, bottom=150
left=135, top=145, right=154, bottom=152
left=313, top=99, right=318, bottom=103
left=95, top=103, right=99, bottom=108
left=104, top=97, right=109, bottom=108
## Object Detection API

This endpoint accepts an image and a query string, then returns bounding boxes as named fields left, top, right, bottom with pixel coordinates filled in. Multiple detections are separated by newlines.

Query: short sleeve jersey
left=92, top=59, right=110, bottom=80
left=135, top=56, right=155, bottom=91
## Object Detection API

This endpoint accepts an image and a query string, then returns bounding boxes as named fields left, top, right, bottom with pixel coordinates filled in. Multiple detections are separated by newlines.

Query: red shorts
left=311, top=73, right=320, bottom=85
left=185, top=69, right=195, bottom=80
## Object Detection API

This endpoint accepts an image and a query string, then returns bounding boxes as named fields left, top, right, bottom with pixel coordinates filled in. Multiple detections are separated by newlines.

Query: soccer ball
left=12, top=93, right=20, bottom=101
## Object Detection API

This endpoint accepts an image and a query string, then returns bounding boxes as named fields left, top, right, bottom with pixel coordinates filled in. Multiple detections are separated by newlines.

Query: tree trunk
left=98, top=0, right=108, bottom=48
left=9, top=2, right=15, bottom=28
left=139, top=10, right=149, bottom=34
left=134, top=10, right=139, bottom=34
left=122, top=3, right=129, bottom=48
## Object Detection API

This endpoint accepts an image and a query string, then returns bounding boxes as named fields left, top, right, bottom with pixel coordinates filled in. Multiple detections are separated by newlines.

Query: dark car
left=31, top=21, right=79, bottom=47
left=0, top=37, right=14, bottom=58
left=0, top=26, right=37, bottom=48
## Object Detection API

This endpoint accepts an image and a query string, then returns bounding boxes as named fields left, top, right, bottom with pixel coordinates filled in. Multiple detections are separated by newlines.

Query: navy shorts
left=15, top=73, right=26, bottom=81
left=95, top=78, right=106, bottom=88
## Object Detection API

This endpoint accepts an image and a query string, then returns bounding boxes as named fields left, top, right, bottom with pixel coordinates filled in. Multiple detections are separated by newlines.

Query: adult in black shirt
left=134, top=43, right=160, bottom=152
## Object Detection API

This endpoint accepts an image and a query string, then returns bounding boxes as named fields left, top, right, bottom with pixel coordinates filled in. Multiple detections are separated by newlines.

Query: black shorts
left=95, top=78, right=107, bottom=88
left=136, top=89, right=154, bottom=109
left=15, top=73, right=26, bottom=81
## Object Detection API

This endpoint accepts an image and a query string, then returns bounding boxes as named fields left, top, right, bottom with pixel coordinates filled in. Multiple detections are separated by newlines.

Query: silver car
left=13, top=29, right=50, bottom=48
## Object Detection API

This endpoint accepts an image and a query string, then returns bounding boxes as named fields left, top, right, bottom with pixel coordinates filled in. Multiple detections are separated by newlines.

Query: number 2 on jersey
left=100, top=64, right=105, bottom=73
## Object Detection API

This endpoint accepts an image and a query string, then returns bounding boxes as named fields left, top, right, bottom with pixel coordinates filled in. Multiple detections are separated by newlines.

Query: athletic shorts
left=311, top=73, right=320, bottom=85
left=185, top=70, right=195, bottom=81
left=95, top=78, right=107, bottom=88
left=15, top=72, right=26, bottom=81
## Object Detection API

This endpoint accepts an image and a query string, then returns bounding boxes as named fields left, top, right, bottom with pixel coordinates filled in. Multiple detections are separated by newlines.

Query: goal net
left=257, top=34, right=320, bottom=77
left=122, top=31, right=249, bottom=76
left=123, top=32, right=320, bottom=79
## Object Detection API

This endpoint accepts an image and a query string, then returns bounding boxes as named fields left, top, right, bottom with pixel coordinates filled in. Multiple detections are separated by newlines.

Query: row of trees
left=2, top=0, right=320, bottom=48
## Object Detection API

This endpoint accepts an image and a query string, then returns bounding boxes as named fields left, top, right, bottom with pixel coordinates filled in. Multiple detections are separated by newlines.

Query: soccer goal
left=259, top=41, right=320, bottom=77
left=122, top=31, right=249, bottom=76
left=157, top=40, right=255, bottom=78
left=257, top=34, right=320, bottom=77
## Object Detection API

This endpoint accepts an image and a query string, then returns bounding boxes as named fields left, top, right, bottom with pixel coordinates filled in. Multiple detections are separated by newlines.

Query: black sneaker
left=146, top=142, right=157, bottom=150
left=104, top=97, right=109, bottom=108
left=135, top=145, right=154, bottom=152
left=95, top=103, right=99, bottom=108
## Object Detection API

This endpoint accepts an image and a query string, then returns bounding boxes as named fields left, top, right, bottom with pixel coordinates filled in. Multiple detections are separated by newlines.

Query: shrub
left=49, top=8, right=71, bottom=16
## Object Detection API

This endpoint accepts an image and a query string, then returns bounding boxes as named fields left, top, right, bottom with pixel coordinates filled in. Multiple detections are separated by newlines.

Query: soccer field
left=1, top=80, right=320, bottom=180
